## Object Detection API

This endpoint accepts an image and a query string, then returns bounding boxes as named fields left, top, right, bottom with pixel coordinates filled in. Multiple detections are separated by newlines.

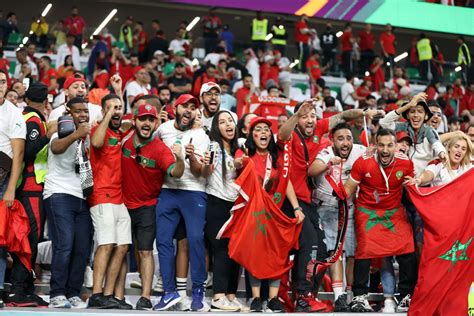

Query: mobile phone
left=47, top=94, right=53, bottom=104
left=208, top=143, right=215, bottom=165
left=23, top=78, right=30, bottom=91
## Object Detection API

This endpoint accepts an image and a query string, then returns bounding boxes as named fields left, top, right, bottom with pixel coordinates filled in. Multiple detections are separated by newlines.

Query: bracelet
left=294, top=206, right=303, bottom=212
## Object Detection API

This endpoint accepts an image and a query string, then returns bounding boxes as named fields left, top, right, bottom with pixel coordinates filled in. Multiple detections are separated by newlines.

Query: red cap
left=396, top=131, right=413, bottom=145
left=249, top=116, right=272, bottom=131
left=134, top=66, right=145, bottom=75
left=173, top=94, right=199, bottom=108
left=133, top=103, right=158, bottom=119
left=64, top=77, right=87, bottom=90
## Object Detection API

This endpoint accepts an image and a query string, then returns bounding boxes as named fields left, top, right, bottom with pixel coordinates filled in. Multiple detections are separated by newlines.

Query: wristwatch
left=294, top=206, right=303, bottom=212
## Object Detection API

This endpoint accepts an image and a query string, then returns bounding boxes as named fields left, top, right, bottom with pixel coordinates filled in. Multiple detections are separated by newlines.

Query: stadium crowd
left=0, top=3, right=473, bottom=314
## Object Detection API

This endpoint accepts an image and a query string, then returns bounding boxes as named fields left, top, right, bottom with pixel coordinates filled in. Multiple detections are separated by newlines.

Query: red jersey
left=253, top=103, right=287, bottom=134
left=370, top=64, right=385, bottom=92
left=350, top=153, right=414, bottom=210
left=64, top=15, right=86, bottom=36
left=235, top=87, right=255, bottom=118
left=341, top=31, right=353, bottom=52
left=260, top=63, right=279, bottom=89
left=89, top=126, right=125, bottom=207
left=40, top=68, right=58, bottom=96
left=137, top=30, right=148, bottom=53
left=380, top=32, right=396, bottom=55
left=359, top=31, right=374, bottom=51
left=356, top=86, right=372, bottom=99
left=122, top=133, right=176, bottom=210
left=460, top=90, right=474, bottom=113
left=306, top=59, right=321, bottom=81
left=290, top=118, right=330, bottom=203
left=295, top=21, right=310, bottom=44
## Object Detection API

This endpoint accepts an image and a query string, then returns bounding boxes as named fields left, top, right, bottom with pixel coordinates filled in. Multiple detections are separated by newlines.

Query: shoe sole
left=6, top=302, right=39, bottom=307
left=154, top=297, right=182, bottom=311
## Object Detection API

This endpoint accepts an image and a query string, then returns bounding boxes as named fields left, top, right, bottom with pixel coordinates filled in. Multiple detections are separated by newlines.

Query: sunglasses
left=135, top=146, right=143, bottom=164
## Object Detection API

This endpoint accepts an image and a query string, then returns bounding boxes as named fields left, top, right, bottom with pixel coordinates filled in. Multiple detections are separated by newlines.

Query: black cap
left=448, top=116, right=463, bottom=124
left=25, top=82, right=48, bottom=103
left=175, top=62, right=184, bottom=68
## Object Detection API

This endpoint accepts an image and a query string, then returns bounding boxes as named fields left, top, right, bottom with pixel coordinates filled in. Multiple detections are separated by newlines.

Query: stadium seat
left=406, top=67, right=421, bottom=80
left=293, top=82, right=309, bottom=94
left=7, top=32, right=23, bottom=46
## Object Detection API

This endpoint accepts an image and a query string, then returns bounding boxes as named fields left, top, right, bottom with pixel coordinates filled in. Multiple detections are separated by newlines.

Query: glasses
left=204, top=92, right=220, bottom=98
left=135, top=146, right=142, bottom=164
left=254, top=127, right=271, bottom=133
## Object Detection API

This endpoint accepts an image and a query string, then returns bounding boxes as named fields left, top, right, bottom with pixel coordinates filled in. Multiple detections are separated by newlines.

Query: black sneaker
left=0, top=290, right=4, bottom=308
left=29, top=294, right=49, bottom=307
left=4, top=293, right=38, bottom=307
left=266, top=297, right=284, bottom=312
left=87, top=293, right=119, bottom=309
left=334, top=293, right=350, bottom=312
left=136, top=296, right=152, bottom=310
left=109, top=296, right=133, bottom=310
left=250, top=297, right=263, bottom=312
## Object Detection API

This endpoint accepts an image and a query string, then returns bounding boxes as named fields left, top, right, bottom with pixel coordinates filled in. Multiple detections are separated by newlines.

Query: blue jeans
left=0, top=176, right=8, bottom=290
left=156, top=189, right=207, bottom=292
left=381, top=257, right=396, bottom=297
left=45, top=193, right=92, bottom=298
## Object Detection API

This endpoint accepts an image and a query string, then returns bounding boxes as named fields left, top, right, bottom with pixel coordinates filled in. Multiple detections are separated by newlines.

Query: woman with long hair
left=202, top=111, right=244, bottom=311
left=406, top=131, right=473, bottom=186
left=57, top=55, right=75, bottom=80
left=233, top=117, right=304, bottom=312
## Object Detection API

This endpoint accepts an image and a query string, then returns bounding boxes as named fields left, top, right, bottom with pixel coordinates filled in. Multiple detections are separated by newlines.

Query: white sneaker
left=175, top=295, right=192, bottom=311
left=382, top=298, right=397, bottom=313
left=153, top=275, right=164, bottom=292
left=130, top=280, right=143, bottom=289
left=211, top=296, right=240, bottom=311
left=83, top=266, right=93, bottom=288
left=68, top=296, right=87, bottom=309
left=349, top=294, right=374, bottom=312
left=229, top=297, right=249, bottom=312
left=49, top=295, right=71, bottom=308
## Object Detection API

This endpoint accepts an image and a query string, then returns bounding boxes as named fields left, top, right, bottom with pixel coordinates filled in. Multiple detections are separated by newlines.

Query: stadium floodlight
left=394, top=52, right=408, bottom=63
left=364, top=71, right=370, bottom=77
left=455, top=66, right=462, bottom=72
left=186, top=17, right=200, bottom=32
left=336, top=31, right=343, bottom=37
left=29, top=30, right=33, bottom=35
left=265, top=33, right=273, bottom=41
left=386, top=62, right=391, bottom=67
left=41, top=3, right=52, bottom=17
left=290, top=59, right=300, bottom=68
left=91, top=9, right=118, bottom=39
left=22, top=37, right=29, bottom=45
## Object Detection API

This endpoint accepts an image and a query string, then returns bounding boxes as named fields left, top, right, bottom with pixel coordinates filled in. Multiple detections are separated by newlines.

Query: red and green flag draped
left=407, top=169, right=474, bottom=316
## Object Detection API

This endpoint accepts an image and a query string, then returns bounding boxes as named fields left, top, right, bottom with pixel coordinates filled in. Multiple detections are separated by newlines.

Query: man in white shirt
left=0, top=70, right=26, bottom=307
left=341, top=74, right=364, bottom=109
left=56, top=34, right=81, bottom=71
left=125, top=66, right=150, bottom=111
left=308, top=122, right=366, bottom=312
left=200, top=82, right=237, bottom=132
left=13, top=48, right=38, bottom=81
left=153, top=94, right=210, bottom=312
left=168, top=28, right=189, bottom=55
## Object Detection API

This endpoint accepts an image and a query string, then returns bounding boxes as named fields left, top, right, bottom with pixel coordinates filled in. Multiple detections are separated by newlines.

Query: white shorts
left=90, top=203, right=132, bottom=246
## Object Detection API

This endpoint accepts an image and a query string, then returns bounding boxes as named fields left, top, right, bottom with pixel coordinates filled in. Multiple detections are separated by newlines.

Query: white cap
left=263, top=55, right=275, bottom=63
left=153, top=50, right=165, bottom=56
left=200, top=81, right=221, bottom=96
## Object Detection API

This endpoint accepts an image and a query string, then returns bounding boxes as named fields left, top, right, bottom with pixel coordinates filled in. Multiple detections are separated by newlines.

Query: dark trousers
left=359, top=50, right=374, bottom=74
left=204, top=36, right=218, bottom=55
left=419, top=60, right=430, bottom=82
left=323, top=49, right=337, bottom=72
left=10, top=191, right=44, bottom=294
left=252, top=41, right=266, bottom=54
left=297, top=42, right=310, bottom=73
left=290, top=199, right=327, bottom=294
left=45, top=194, right=92, bottom=298
left=205, top=194, right=240, bottom=295
left=342, top=51, right=353, bottom=76
left=353, top=252, right=418, bottom=298
left=273, top=44, right=285, bottom=56
left=74, top=35, right=83, bottom=52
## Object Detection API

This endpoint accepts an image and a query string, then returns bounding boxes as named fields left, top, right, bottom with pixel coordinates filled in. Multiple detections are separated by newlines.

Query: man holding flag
left=344, top=128, right=418, bottom=313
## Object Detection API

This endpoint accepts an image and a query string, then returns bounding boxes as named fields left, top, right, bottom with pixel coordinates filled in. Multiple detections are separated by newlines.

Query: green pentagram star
left=253, top=208, right=272, bottom=240
left=358, top=207, right=398, bottom=232
left=439, top=238, right=472, bottom=271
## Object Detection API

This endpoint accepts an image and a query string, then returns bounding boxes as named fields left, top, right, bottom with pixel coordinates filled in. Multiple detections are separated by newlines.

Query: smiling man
left=200, top=82, right=237, bottom=133
left=344, top=128, right=418, bottom=313
left=121, top=104, right=184, bottom=310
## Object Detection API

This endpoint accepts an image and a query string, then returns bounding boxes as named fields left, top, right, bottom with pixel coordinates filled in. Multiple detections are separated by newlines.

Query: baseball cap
left=134, top=66, right=145, bottom=74
left=200, top=81, right=221, bottom=96
left=153, top=50, right=165, bottom=57
left=174, top=94, right=199, bottom=108
left=25, top=82, right=48, bottom=103
left=249, top=117, right=272, bottom=131
left=396, top=131, right=412, bottom=145
left=133, top=103, right=158, bottom=119
left=64, top=77, right=87, bottom=90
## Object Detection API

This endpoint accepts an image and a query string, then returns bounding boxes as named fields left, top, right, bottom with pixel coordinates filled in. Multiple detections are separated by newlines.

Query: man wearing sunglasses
left=121, top=103, right=184, bottom=310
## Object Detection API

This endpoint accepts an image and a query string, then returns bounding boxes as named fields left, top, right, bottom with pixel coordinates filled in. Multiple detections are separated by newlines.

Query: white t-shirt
left=125, top=81, right=149, bottom=108
left=43, top=133, right=84, bottom=200
left=314, top=144, right=366, bottom=206
left=48, top=103, right=103, bottom=125
left=341, top=82, right=357, bottom=107
left=206, top=142, right=239, bottom=202
left=425, top=162, right=472, bottom=187
left=246, top=58, right=260, bottom=88
left=0, top=100, right=27, bottom=158
left=13, top=60, right=39, bottom=79
left=169, top=39, right=190, bottom=54
left=203, top=52, right=222, bottom=66
left=155, top=120, right=210, bottom=192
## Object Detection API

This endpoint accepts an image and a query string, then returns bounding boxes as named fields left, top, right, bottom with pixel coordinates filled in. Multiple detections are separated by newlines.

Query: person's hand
left=110, top=74, right=122, bottom=93
left=185, top=142, right=195, bottom=160
left=365, top=109, right=385, bottom=121
left=328, top=156, right=343, bottom=166
left=75, top=122, right=90, bottom=138
left=403, top=176, right=420, bottom=186
left=439, top=151, right=447, bottom=163
left=105, top=104, right=116, bottom=120
left=409, top=93, right=427, bottom=108
left=159, top=110, right=169, bottom=123
left=365, top=145, right=376, bottom=157
left=294, top=209, right=305, bottom=224
left=296, top=99, right=316, bottom=118
left=2, top=188, right=15, bottom=208
left=171, top=143, right=183, bottom=160
left=234, top=156, right=247, bottom=169
left=202, top=151, right=211, bottom=165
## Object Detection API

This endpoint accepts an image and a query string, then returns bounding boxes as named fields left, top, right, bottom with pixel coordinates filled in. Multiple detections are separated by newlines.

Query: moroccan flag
left=355, top=204, right=414, bottom=259
left=217, top=158, right=302, bottom=280
left=407, top=169, right=474, bottom=316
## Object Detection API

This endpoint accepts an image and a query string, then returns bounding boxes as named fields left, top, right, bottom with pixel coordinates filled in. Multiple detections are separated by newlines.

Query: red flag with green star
left=217, top=159, right=302, bottom=280
left=407, top=169, right=474, bottom=316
